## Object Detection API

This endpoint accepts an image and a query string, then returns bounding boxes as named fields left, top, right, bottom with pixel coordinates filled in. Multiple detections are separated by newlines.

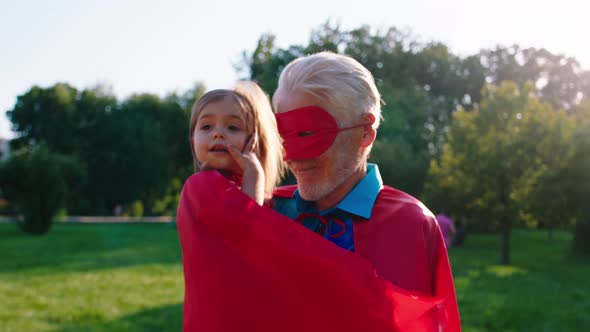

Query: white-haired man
left=271, top=51, right=460, bottom=328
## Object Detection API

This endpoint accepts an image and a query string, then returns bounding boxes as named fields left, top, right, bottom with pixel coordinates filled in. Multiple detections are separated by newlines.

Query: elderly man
left=271, top=51, right=460, bottom=327
left=176, top=51, right=460, bottom=331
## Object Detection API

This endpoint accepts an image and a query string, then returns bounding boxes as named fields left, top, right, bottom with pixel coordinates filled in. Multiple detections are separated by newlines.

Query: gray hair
left=273, top=51, right=382, bottom=128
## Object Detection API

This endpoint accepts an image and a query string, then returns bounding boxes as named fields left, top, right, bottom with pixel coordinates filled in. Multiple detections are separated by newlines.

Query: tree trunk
left=573, top=217, right=590, bottom=254
left=501, top=220, right=510, bottom=265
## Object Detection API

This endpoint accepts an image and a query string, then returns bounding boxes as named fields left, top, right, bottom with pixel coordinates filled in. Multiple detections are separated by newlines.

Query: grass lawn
left=0, top=223, right=183, bottom=332
left=451, top=229, right=590, bottom=331
left=1, top=223, right=589, bottom=331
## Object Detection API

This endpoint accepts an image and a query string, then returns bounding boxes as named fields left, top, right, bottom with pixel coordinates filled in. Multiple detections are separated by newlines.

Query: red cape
left=275, top=184, right=461, bottom=330
left=177, top=171, right=457, bottom=331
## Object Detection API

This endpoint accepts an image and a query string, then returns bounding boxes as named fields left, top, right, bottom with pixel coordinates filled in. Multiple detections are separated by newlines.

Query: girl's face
left=193, top=98, right=249, bottom=173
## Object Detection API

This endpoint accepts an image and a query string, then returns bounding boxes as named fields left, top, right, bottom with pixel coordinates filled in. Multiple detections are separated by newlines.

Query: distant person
left=113, top=204, right=122, bottom=217
left=452, top=220, right=466, bottom=247
left=436, top=212, right=456, bottom=249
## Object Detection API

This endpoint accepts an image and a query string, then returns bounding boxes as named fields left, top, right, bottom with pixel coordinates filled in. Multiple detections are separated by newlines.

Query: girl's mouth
left=209, top=144, right=229, bottom=152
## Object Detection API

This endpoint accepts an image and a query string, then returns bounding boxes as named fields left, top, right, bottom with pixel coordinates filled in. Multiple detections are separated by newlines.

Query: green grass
left=450, top=230, right=590, bottom=331
left=0, top=223, right=183, bottom=332
left=1, top=224, right=589, bottom=331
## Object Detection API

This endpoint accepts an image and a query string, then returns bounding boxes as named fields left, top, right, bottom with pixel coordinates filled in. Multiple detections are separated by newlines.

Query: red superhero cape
left=274, top=184, right=461, bottom=330
left=177, top=171, right=455, bottom=331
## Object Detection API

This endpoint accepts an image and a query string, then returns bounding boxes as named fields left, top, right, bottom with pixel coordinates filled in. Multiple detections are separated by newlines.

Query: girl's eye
left=228, top=125, right=241, bottom=131
left=200, top=124, right=211, bottom=130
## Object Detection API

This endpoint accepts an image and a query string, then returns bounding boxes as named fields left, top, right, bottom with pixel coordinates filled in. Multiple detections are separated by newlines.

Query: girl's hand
left=228, top=134, right=265, bottom=205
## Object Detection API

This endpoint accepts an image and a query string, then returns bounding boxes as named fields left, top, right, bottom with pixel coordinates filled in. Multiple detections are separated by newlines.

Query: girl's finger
left=228, top=144, right=246, bottom=166
left=244, top=132, right=257, bottom=153
left=251, top=132, right=258, bottom=152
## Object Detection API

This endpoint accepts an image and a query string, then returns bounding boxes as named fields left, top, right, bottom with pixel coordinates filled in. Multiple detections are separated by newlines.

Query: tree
left=240, top=33, right=304, bottom=94
left=0, top=147, right=85, bottom=234
left=82, top=95, right=169, bottom=214
left=6, top=84, right=117, bottom=214
left=369, top=140, right=430, bottom=197
left=162, top=83, right=206, bottom=179
left=8, top=83, right=79, bottom=153
left=241, top=23, right=487, bottom=196
left=570, top=99, right=590, bottom=253
left=479, top=46, right=589, bottom=110
left=369, top=85, right=437, bottom=196
left=512, top=107, right=576, bottom=234
left=5, top=82, right=203, bottom=216
left=424, top=82, right=573, bottom=264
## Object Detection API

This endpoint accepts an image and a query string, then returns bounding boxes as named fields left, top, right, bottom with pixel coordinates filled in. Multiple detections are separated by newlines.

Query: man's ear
left=360, top=113, right=376, bottom=148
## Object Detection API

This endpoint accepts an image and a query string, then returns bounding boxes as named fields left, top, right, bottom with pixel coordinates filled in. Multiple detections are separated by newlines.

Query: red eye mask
left=275, top=106, right=372, bottom=160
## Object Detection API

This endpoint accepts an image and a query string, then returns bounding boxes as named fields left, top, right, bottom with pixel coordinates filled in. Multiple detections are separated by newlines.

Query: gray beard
left=297, top=150, right=362, bottom=203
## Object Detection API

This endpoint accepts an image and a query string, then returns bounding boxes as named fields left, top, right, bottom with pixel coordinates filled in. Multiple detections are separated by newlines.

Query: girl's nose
left=213, top=128, right=224, bottom=139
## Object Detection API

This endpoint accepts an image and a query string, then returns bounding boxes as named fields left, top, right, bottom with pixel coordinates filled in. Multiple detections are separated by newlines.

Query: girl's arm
left=228, top=134, right=265, bottom=205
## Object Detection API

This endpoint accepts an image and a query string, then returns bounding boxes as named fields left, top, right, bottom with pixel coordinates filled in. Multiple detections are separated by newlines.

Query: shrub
left=0, top=147, right=86, bottom=234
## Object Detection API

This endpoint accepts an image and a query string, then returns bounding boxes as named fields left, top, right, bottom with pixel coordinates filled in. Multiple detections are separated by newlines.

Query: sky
left=1, top=0, right=589, bottom=139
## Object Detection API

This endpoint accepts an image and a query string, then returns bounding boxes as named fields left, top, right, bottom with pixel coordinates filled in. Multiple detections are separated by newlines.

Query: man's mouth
left=291, top=165, right=317, bottom=173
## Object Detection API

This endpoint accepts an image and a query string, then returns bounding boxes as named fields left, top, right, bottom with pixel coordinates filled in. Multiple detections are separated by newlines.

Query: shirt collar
left=294, top=163, right=383, bottom=219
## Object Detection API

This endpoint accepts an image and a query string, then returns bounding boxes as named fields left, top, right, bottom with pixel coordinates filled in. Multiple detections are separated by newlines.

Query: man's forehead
left=275, top=90, right=319, bottom=114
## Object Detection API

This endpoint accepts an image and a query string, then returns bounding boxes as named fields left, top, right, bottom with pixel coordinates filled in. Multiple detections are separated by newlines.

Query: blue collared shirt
left=272, top=163, right=384, bottom=251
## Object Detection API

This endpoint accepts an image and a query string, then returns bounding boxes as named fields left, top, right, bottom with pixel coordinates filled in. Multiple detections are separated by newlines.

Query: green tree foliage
left=367, top=87, right=437, bottom=195
left=6, top=83, right=202, bottom=216
left=424, top=82, right=576, bottom=263
left=479, top=46, right=588, bottom=109
left=240, top=33, right=304, bottom=93
left=8, top=84, right=83, bottom=153
left=242, top=23, right=487, bottom=196
left=82, top=97, right=168, bottom=214
left=6, top=21, right=590, bottom=233
left=369, top=140, right=430, bottom=196
left=0, top=147, right=85, bottom=234
left=242, top=23, right=590, bottom=201
left=129, top=200, right=144, bottom=218
left=152, top=178, right=183, bottom=216
left=570, top=100, right=590, bottom=253
left=513, top=108, right=577, bottom=233
left=81, top=92, right=196, bottom=215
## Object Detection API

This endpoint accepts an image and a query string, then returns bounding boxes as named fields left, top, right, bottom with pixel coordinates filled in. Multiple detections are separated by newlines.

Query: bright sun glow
left=1, top=0, right=589, bottom=139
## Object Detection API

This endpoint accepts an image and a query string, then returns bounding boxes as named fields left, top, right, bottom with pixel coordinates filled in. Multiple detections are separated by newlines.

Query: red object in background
left=177, top=171, right=457, bottom=331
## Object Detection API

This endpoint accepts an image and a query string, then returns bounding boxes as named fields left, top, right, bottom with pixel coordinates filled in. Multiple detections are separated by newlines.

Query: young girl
left=189, top=81, right=285, bottom=205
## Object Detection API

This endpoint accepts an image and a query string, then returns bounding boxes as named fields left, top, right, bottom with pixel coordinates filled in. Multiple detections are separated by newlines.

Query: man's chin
left=297, top=182, right=334, bottom=202
left=296, top=165, right=359, bottom=203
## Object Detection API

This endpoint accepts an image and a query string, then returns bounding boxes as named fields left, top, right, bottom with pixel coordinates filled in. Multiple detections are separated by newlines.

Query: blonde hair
left=189, top=81, right=285, bottom=199
left=273, top=51, right=382, bottom=129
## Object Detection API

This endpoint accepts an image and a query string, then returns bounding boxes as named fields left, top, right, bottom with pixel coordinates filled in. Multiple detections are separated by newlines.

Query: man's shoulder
left=376, top=185, right=425, bottom=207
left=371, top=185, right=437, bottom=227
